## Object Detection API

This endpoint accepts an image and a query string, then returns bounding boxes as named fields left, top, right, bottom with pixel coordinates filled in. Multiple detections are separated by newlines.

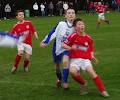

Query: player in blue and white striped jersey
left=40, top=8, right=76, bottom=89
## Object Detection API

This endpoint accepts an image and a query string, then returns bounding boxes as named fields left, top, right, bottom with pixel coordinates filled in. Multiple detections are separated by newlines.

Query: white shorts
left=17, top=43, right=32, bottom=55
left=98, top=13, right=105, bottom=20
left=70, top=58, right=92, bottom=71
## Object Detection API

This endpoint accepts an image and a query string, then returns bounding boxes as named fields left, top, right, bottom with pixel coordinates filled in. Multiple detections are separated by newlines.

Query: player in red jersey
left=95, top=2, right=110, bottom=28
left=62, top=18, right=109, bottom=97
left=11, top=10, right=38, bottom=73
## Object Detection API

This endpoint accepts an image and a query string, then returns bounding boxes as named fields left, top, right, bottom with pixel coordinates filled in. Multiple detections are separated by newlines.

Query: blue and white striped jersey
left=42, top=20, right=75, bottom=55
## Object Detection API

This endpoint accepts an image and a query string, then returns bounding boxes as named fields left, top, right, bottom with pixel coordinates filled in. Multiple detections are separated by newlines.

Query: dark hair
left=73, top=18, right=82, bottom=26
left=15, top=10, right=24, bottom=16
left=65, top=8, right=75, bottom=14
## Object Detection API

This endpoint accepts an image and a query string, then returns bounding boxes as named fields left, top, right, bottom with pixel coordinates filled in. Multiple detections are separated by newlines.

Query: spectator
left=56, top=1, right=63, bottom=16
left=69, top=2, right=74, bottom=9
left=63, top=2, right=69, bottom=14
left=4, top=3, right=11, bottom=20
left=89, top=2, right=95, bottom=15
left=40, top=3, right=45, bottom=16
left=48, top=1, right=54, bottom=16
left=33, top=2, right=39, bottom=17
left=0, top=3, right=3, bottom=20
left=11, top=3, right=17, bottom=18
left=44, top=2, right=48, bottom=16
left=116, top=0, right=120, bottom=12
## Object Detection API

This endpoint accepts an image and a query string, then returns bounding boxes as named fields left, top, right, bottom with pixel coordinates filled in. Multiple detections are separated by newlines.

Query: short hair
left=65, top=8, right=75, bottom=14
left=73, top=18, right=83, bottom=26
left=15, top=10, right=24, bottom=16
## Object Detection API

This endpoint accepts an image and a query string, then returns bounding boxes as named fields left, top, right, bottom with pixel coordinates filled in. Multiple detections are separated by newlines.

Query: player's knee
left=18, top=51, right=23, bottom=56
left=25, top=56, right=30, bottom=60
left=91, top=73, right=98, bottom=78
left=86, top=67, right=97, bottom=78
left=63, top=60, right=69, bottom=66
left=70, top=66, right=77, bottom=75
left=25, top=54, right=30, bottom=60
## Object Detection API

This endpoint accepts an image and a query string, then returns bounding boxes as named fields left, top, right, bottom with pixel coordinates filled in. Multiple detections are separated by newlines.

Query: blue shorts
left=52, top=41, right=69, bottom=64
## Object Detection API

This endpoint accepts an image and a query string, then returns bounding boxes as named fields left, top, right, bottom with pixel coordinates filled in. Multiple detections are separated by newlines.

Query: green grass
left=0, top=11, right=120, bottom=100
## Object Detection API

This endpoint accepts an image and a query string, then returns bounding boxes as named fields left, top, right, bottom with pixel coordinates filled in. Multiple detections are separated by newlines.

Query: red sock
left=93, top=75, right=106, bottom=92
left=72, top=74, right=86, bottom=85
left=24, top=59, right=30, bottom=68
left=14, top=55, right=22, bottom=68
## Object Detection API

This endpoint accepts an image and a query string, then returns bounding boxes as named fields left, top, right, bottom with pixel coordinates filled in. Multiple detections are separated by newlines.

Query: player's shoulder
left=69, top=33, right=77, bottom=38
left=57, top=20, right=67, bottom=26
left=12, top=23, right=19, bottom=28
left=54, top=20, right=66, bottom=29
left=85, top=34, right=93, bottom=39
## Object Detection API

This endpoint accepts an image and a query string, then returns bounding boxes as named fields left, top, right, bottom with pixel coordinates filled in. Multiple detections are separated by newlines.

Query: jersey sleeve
left=64, top=34, right=76, bottom=46
left=29, top=21, right=36, bottom=33
left=11, top=25, right=16, bottom=33
left=42, top=22, right=60, bottom=44
left=10, top=25, right=20, bottom=37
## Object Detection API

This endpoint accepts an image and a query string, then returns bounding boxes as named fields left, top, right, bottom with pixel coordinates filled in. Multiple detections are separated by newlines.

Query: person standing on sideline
left=63, top=2, right=69, bottom=14
left=40, top=3, right=45, bottom=16
left=4, top=3, right=11, bottom=19
left=33, top=2, right=39, bottom=17
left=48, top=1, right=54, bottom=16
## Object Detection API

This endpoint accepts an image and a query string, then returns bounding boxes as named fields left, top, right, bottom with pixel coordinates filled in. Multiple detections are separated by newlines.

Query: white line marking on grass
left=0, top=80, right=54, bottom=87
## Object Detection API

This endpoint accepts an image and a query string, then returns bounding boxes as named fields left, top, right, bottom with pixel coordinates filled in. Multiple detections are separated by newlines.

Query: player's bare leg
left=96, top=19, right=101, bottom=29
left=104, top=19, right=110, bottom=24
left=70, top=66, right=88, bottom=94
left=86, top=66, right=110, bottom=97
left=24, top=53, right=30, bottom=72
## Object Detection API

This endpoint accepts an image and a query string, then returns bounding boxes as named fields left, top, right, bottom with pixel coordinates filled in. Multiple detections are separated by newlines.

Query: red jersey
left=95, top=4, right=108, bottom=13
left=89, top=2, right=94, bottom=9
left=11, top=20, right=36, bottom=46
left=116, top=0, right=120, bottom=5
left=64, top=33, right=94, bottom=59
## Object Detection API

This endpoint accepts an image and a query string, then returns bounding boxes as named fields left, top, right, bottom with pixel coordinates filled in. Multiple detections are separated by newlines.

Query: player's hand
left=71, top=45, right=77, bottom=50
left=91, top=56, right=99, bottom=64
left=40, top=42, right=47, bottom=48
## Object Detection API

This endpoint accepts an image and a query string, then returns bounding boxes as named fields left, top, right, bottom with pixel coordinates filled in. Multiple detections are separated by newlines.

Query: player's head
left=98, top=2, right=102, bottom=5
left=73, top=18, right=85, bottom=33
left=65, top=8, right=76, bottom=22
left=16, top=10, right=25, bottom=21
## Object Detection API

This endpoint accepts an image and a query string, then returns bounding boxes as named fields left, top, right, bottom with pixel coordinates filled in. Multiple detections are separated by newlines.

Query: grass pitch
left=0, top=11, right=120, bottom=100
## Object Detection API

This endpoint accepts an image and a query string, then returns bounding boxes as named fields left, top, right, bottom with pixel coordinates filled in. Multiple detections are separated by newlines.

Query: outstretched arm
left=40, top=22, right=60, bottom=48
left=62, top=43, right=71, bottom=50
left=34, top=31, right=39, bottom=40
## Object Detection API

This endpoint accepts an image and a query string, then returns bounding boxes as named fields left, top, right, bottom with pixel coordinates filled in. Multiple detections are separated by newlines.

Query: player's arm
left=40, top=27, right=56, bottom=48
left=91, top=52, right=99, bottom=64
left=62, top=43, right=72, bottom=50
left=29, top=21, right=39, bottom=40
left=62, top=34, right=76, bottom=50
left=34, top=31, right=39, bottom=40
left=89, top=36, right=99, bottom=64
left=62, top=43, right=78, bottom=50
left=40, top=23, right=60, bottom=48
